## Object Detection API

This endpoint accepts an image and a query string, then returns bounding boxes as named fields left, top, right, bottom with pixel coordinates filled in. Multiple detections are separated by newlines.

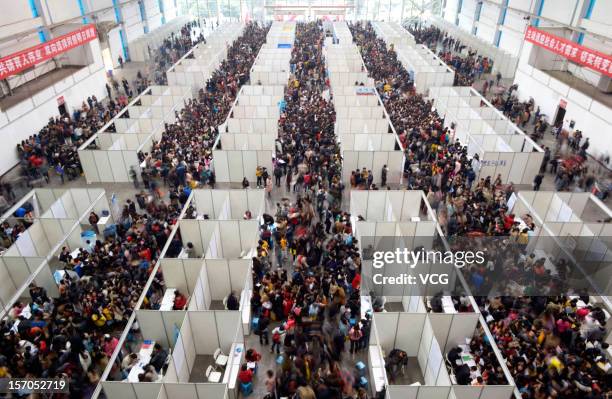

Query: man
left=149, top=343, right=168, bottom=372
left=533, top=173, right=544, bottom=191
left=226, top=291, right=240, bottom=310
left=381, top=164, right=388, bottom=187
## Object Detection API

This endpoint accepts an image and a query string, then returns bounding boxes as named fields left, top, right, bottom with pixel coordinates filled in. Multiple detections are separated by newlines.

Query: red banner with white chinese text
left=524, top=26, right=612, bottom=78
left=0, top=24, right=98, bottom=80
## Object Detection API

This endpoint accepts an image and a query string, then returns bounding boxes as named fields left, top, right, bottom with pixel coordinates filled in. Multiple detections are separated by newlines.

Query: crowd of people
left=351, top=20, right=611, bottom=395
left=0, top=189, right=185, bottom=396
left=480, top=295, right=610, bottom=397
left=271, top=22, right=344, bottom=206
left=407, top=23, right=493, bottom=87
left=139, top=21, right=270, bottom=190
left=245, top=22, right=374, bottom=399
left=8, top=21, right=205, bottom=198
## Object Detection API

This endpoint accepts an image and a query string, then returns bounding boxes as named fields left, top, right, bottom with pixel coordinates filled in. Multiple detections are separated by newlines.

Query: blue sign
left=277, top=43, right=292, bottom=49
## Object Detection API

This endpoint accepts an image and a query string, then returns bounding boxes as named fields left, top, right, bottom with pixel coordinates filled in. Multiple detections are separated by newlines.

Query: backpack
left=272, top=332, right=281, bottom=343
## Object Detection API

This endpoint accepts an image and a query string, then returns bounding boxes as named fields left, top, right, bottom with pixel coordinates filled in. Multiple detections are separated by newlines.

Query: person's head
left=241, top=364, right=248, bottom=371
left=266, top=369, right=273, bottom=378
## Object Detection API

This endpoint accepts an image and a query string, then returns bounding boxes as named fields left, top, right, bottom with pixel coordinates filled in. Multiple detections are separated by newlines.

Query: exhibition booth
left=371, top=22, right=454, bottom=94
left=102, top=310, right=244, bottom=399
left=0, top=188, right=109, bottom=317
left=427, top=17, right=519, bottom=79
left=249, top=22, right=295, bottom=85
left=221, top=85, right=284, bottom=135
left=367, top=298, right=514, bottom=398
left=166, top=24, right=244, bottom=91
left=396, top=44, right=455, bottom=93
left=511, top=191, right=612, bottom=298
left=428, top=86, right=544, bottom=185
left=79, top=85, right=190, bottom=183
left=351, top=190, right=440, bottom=296
left=372, top=21, right=416, bottom=49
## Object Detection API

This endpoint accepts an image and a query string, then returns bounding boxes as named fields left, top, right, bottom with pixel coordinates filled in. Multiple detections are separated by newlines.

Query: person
left=173, top=290, right=187, bottom=310
left=270, top=325, right=285, bottom=354
left=118, top=55, right=123, bottom=68
left=533, top=173, right=544, bottom=191
left=381, top=164, right=388, bottom=187
left=455, top=364, right=471, bottom=385
left=121, top=353, right=139, bottom=372
left=242, top=177, right=250, bottom=189
left=184, top=242, right=196, bottom=258
left=448, top=346, right=462, bottom=364
left=237, top=364, right=253, bottom=384
left=149, top=343, right=168, bottom=372
left=385, top=349, right=408, bottom=381
left=88, top=211, right=100, bottom=234
left=264, top=369, right=276, bottom=398
left=226, top=291, right=240, bottom=310
left=349, top=323, right=363, bottom=356
left=257, top=315, right=270, bottom=345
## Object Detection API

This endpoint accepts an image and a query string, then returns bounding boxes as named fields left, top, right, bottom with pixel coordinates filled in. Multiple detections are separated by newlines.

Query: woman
left=89, top=212, right=100, bottom=234
left=265, top=176, right=273, bottom=198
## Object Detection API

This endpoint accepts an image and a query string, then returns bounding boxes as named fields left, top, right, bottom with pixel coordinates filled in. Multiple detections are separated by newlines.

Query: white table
left=127, top=340, right=155, bottom=382
left=458, top=344, right=481, bottom=377
left=97, top=215, right=111, bottom=230
left=223, top=343, right=244, bottom=388
left=70, top=248, right=82, bottom=259
left=442, top=296, right=457, bottom=313
left=160, top=288, right=176, bottom=311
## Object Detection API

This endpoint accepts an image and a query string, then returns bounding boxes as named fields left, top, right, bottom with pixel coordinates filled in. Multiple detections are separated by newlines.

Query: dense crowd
left=139, top=22, right=270, bottom=190
left=247, top=22, right=371, bottom=399
left=0, top=190, right=185, bottom=396
left=10, top=21, right=204, bottom=194
left=351, top=21, right=610, bottom=395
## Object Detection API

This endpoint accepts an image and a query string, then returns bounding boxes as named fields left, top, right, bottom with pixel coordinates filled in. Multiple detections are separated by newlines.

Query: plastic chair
left=206, top=365, right=222, bottom=382
left=356, top=361, right=367, bottom=375
left=214, top=348, right=229, bottom=369
left=240, top=381, right=253, bottom=396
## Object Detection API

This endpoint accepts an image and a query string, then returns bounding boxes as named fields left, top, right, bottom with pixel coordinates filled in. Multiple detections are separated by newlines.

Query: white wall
left=540, top=0, right=579, bottom=26
left=145, top=0, right=163, bottom=30
left=123, top=2, right=145, bottom=43
left=0, top=39, right=106, bottom=175
left=41, top=0, right=82, bottom=24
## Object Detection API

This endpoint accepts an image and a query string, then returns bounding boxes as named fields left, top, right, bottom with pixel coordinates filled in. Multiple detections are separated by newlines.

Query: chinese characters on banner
left=524, top=26, right=612, bottom=78
left=0, top=24, right=98, bottom=80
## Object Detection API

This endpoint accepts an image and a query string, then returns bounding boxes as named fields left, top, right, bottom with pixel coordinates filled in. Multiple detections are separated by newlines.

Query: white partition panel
left=189, top=311, right=218, bottom=354
left=396, top=313, right=427, bottom=356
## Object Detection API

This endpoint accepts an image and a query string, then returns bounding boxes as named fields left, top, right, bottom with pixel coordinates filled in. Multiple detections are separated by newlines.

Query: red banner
left=525, top=26, right=612, bottom=78
left=0, top=24, right=98, bottom=80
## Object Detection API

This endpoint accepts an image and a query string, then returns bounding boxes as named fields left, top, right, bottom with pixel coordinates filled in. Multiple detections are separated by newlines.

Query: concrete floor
left=388, top=356, right=424, bottom=386
left=189, top=354, right=216, bottom=383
